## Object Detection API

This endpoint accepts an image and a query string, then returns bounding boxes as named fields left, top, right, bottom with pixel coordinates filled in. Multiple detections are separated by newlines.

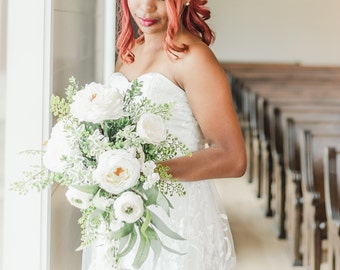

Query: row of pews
left=222, top=62, right=340, bottom=270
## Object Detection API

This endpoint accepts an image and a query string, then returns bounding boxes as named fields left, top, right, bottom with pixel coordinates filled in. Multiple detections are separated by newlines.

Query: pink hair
left=116, top=0, right=215, bottom=64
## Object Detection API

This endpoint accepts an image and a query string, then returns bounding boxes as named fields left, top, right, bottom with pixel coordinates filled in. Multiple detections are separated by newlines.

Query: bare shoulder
left=175, top=40, right=228, bottom=92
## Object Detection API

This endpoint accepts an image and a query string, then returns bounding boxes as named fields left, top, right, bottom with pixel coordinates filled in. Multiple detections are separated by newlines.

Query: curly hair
left=116, top=0, right=215, bottom=64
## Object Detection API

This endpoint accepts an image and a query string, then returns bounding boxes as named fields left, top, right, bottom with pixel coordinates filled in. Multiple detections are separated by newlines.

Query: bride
left=82, top=0, right=246, bottom=269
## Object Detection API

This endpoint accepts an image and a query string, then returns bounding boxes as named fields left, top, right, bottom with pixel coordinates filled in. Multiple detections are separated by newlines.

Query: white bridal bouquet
left=11, top=76, right=191, bottom=269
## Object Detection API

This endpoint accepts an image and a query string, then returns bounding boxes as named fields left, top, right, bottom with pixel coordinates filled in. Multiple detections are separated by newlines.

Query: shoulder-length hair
left=116, top=0, right=215, bottom=64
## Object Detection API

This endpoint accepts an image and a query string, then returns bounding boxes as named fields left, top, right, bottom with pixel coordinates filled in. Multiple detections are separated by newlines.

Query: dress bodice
left=84, top=72, right=237, bottom=270
left=109, top=72, right=205, bottom=152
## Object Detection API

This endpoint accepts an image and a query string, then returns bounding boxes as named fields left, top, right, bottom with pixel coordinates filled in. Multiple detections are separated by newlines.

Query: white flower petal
left=114, top=191, right=144, bottom=223
left=65, top=186, right=93, bottom=209
left=93, top=150, right=141, bottom=194
left=70, top=82, right=124, bottom=123
left=136, top=113, right=166, bottom=144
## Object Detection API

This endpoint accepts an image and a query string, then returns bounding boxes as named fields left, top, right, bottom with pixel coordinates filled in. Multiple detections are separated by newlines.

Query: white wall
left=208, top=0, right=340, bottom=65
left=2, top=0, right=52, bottom=269
left=0, top=0, right=7, bottom=266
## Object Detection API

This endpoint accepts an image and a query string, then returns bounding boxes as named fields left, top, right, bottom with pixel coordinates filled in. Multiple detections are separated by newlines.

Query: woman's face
left=127, top=0, right=169, bottom=34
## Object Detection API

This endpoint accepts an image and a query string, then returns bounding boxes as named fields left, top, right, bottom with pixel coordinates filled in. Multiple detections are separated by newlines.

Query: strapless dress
left=82, top=72, right=236, bottom=270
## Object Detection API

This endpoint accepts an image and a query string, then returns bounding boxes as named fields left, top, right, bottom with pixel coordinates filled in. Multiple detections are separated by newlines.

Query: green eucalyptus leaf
left=118, top=228, right=137, bottom=257
left=149, top=210, right=185, bottom=240
left=150, top=240, right=162, bottom=270
left=111, top=223, right=134, bottom=240
left=156, top=192, right=173, bottom=216
left=143, top=186, right=159, bottom=206
left=71, top=184, right=99, bottom=195
left=140, top=209, right=152, bottom=238
left=145, top=227, right=158, bottom=241
left=132, top=232, right=151, bottom=269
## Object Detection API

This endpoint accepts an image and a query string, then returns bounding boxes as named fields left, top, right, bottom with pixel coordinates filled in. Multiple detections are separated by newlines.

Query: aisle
left=213, top=177, right=304, bottom=270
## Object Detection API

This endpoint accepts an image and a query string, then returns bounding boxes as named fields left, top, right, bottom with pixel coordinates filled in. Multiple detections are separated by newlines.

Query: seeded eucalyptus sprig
left=156, top=164, right=186, bottom=197
left=50, top=76, right=80, bottom=120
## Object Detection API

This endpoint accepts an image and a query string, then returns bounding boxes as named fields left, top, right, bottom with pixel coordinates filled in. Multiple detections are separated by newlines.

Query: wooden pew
left=299, top=130, right=340, bottom=270
left=283, top=119, right=340, bottom=266
left=222, top=62, right=340, bottom=269
left=267, top=104, right=340, bottom=239
left=242, top=83, right=340, bottom=203
left=323, top=147, right=340, bottom=270
left=255, top=93, right=340, bottom=219
left=224, top=64, right=340, bottom=187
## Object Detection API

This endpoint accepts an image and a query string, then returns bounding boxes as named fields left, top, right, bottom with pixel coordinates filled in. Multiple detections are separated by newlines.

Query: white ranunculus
left=136, top=113, right=166, bottom=144
left=93, top=149, right=141, bottom=194
left=65, top=186, right=94, bottom=209
left=43, top=120, right=74, bottom=172
left=114, top=191, right=144, bottom=223
left=70, top=82, right=124, bottom=123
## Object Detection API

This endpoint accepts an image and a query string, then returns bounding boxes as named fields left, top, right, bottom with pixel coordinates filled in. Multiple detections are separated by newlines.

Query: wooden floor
left=214, top=177, right=305, bottom=270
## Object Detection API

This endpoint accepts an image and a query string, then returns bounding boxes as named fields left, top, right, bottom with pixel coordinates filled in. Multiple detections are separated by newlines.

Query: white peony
left=114, top=191, right=144, bottom=223
left=70, top=82, right=124, bottom=123
left=65, top=186, right=93, bottom=209
left=136, top=113, right=166, bottom=144
left=93, top=149, right=141, bottom=194
left=43, top=120, right=74, bottom=172
left=107, top=73, right=131, bottom=95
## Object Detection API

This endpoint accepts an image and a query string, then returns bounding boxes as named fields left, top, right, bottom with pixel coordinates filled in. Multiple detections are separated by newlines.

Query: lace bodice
left=110, top=72, right=206, bottom=152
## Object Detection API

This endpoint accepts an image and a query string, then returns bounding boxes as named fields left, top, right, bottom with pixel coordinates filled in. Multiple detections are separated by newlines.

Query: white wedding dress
left=82, top=72, right=237, bottom=270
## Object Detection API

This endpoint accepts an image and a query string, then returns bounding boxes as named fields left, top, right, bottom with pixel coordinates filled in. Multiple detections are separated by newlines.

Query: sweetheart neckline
left=114, top=72, right=185, bottom=93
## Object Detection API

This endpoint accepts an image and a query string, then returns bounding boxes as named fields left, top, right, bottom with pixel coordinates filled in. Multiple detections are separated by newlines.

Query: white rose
left=70, top=82, right=124, bottom=123
left=114, top=191, right=144, bottom=223
left=65, top=186, right=93, bottom=209
left=43, top=120, right=74, bottom=172
left=136, top=113, right=166, bottom=144
left=93, top=149, right=141, bottom=194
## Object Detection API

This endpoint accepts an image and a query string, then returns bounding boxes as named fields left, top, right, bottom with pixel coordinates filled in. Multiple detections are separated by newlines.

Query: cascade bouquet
left=11, top=76, right=191, bottom=269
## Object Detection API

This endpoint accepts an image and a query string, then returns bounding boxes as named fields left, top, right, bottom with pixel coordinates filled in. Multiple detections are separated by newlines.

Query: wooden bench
left=268, top=104, right=340, bottom=239
left=241, top=84, right=340, bottom=201
left=254, top=94, right=340, bottom=217
left=222, top=63, right=340, bottom=270
left=323, top=147, right=340, bottom=270
left=224, top=65, right=340, bottom=185
left=283, top=119, right=340, bottom=266
left=299, top=130, right=340, bottom=270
